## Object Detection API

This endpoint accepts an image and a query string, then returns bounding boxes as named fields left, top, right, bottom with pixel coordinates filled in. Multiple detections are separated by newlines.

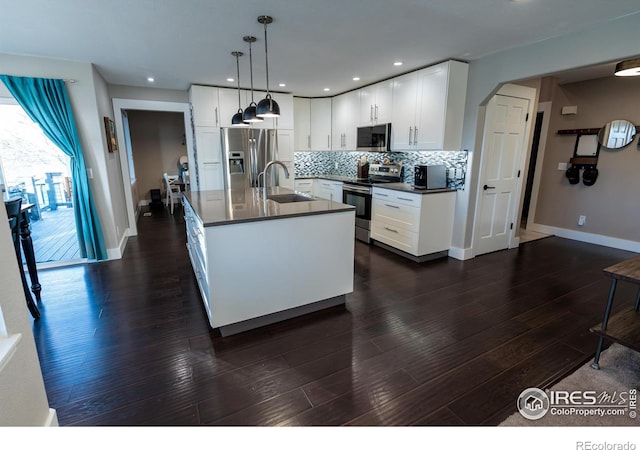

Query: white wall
left=454, top=12, right=640, bottom=252
left=0, top=207, right=55, bottom=426
left=0, top=54, right=128, bottom=258
left=108, top=84, right=188, bottom=103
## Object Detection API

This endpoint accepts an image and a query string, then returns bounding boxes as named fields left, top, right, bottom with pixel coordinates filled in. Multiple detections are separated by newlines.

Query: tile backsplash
left=294, top=150, right=468, bottom=189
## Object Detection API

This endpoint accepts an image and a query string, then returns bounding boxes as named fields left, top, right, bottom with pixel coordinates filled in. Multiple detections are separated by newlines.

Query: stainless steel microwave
left=356, top=123, right=391, bottom=152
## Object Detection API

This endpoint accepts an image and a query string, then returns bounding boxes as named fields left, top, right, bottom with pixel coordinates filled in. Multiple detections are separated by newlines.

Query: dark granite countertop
left=297, top=175, right=457, bottom=193
left=184, top=187, right=354, bottom=227
left=372, top=183, right=457, bottom=195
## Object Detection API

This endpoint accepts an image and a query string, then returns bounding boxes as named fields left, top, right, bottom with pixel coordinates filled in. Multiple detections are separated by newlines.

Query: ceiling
left=1, top=0, right=639, bottom=97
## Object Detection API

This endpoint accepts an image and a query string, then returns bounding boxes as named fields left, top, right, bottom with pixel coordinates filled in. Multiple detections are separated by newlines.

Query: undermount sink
left=267, top=193, right=316, bottom=203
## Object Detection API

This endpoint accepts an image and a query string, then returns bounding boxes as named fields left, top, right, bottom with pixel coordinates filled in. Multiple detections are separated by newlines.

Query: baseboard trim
left=528, top=223, right=640, bottom=253
left=217, top=295, right=346, bottom=337
left=372, top=240, right=449, bottom=263
left=106, top=232, right=129, bottom=260
left=448, top=246, right=474, bottom=260
left=44, top=408, right=58, bottom=427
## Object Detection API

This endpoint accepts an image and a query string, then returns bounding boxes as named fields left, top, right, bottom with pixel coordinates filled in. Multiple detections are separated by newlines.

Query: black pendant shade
left=256, top=15, right=280, bottom=118
left=256, top=94, right=280, bottom=118
left=614, top=58, right=640, bottom=77
left=242, top=102, right=262, bottom=123
left=230, top=51, right=249, bottom=127
left=242, top=35, right=263, bottom=123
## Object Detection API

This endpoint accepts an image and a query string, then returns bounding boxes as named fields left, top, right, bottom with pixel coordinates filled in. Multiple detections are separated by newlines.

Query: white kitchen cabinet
left=193, top=127, right=223, bottom=190
left=332, top=90, right=359, bottom=150
left=276, top=129, right=294, bottom=162
left=200, top=162, right=224, bottom=190
left=293, top=97, right=311, bottom=151
left=190, top=85, right=220, bottom=127
left=294, top=179, right=315, bottom=195
left=270, top=92, right=294, bottom=130
left=391, top=60, right=468, bottom=151
left=314, top=179, right=343, bottom=202
left=310, top=98, right=332, bottom=151
left=390, top=71, right=419, bottom=150
left=371, top=187, right=456, bottom=258
left=194, top=127, right=221, bottom=162
left=217, top=87, right=243, bottom=128
left=358, top=79, right=393, bottom=126
left=275, top=129, right=294, bottom=190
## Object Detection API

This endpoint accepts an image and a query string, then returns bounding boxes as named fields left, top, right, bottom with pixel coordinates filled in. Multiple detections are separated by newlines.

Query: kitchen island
left=183, top=187, right=355, bottom=336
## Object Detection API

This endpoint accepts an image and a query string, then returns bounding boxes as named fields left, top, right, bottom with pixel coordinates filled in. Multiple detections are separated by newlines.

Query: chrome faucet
left=260, top=160, right=290, bottom=198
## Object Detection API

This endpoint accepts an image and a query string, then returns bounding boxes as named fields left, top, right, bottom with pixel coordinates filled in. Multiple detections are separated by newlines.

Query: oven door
left=342, top=183, right=371, bottom=225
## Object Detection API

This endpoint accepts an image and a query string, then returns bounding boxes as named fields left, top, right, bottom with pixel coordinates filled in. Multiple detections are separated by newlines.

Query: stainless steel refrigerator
left=221, top=128, right=281, bottom=190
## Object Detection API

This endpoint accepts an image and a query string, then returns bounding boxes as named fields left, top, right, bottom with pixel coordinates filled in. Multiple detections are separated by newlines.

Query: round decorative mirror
left=597, top=119, right=637, bottom=149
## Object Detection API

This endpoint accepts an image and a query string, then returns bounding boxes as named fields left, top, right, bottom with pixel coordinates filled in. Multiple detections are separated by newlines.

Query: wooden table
left=590, top=255, right=640, bottom=369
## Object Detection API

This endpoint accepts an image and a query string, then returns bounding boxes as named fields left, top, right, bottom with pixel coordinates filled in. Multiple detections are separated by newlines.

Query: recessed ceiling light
left=279, top=83, right=286, bottom=87
left=323, top=88, right=330, bottom=92
left=147, top=77, right=155, bottom=83
left=227, top=78, right=235, bottom=82
left=393, top=61, right=403, bottom=66
left=353, top=77, right=360, bottom=81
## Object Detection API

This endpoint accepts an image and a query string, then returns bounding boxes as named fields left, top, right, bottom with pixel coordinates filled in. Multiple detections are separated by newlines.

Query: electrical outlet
left=578, top=215, right=586, bottom=226
left=558, top=162, right=568, bottom=171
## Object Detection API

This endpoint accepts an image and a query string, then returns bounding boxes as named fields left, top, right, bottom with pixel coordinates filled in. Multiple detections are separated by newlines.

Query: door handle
left=483, top=185, right=495, bottom=191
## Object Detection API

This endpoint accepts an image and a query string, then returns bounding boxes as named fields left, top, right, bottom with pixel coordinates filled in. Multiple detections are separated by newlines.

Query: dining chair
left=163, top=173, right=182, bottom=215
left=5, top=198, right=40, bottom=319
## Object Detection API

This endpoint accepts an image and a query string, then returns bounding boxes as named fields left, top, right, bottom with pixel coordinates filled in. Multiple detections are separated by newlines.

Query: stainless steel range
left=342, top=163, right=403, bottom=243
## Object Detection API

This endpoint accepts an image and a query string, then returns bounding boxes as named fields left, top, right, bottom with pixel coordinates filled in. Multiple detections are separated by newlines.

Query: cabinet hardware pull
left=483, top=184, right=496, bottom=191
left=377, top=193, right=389, bottom=197
left=328, top=134, right=330, bottom=149
left=215, top=107, right=219, bottom=125
left=413, top=127, right=418, bottom=146
left=384, top=227, right=399, bottom=233
left=308, top=135, right=311, bottom=149
left=409, top=127, right=413, bottom=146
left=385, top=203, right=400, bottom=209
left=370, top=105, right=374, bottom=122
left=397, top=197, right=413, bottom=202
left=375, top=104, right=378, bottom=121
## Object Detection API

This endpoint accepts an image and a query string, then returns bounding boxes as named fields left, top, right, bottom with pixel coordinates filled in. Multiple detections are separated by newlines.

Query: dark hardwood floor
left=31, top=205, right=637, bottom=426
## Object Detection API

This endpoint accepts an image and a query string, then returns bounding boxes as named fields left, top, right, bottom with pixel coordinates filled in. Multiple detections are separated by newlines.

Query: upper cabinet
left=293, top=97, right=311, bottom=151
left=332, top=90, right=359, bottom=150
left=270, top=92, right=294, bottom=130
left=391, top=60, right=469, bottom=151
left=310, top=98, right=332, bottom=151
left=290, top=60, right=469, bottom=153
left=190, top=85, right=220, bottom=127
left=358, top=79, right=393, bottom=126
left=190, top=85, right=294, bottom=130
left=294, top=97, right=331, bottom=151
left=217, top=87, right=242, bottom=128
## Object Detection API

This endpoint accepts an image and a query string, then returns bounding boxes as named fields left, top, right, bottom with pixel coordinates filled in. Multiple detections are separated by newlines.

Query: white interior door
left=474, top=94, right=530, bottom=256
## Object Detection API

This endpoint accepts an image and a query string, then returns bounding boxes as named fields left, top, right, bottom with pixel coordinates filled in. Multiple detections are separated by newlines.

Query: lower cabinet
left=371, top=187, right=456, bottom=257
left=183, top=198, right=211, bottom=316
left=294, top=178, right=315, bottom=195
left=314, top=179, right=343, bottom=201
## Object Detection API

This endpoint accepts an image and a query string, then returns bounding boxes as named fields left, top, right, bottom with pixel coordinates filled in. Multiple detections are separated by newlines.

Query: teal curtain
left=0, top=75, right=107, bottom=260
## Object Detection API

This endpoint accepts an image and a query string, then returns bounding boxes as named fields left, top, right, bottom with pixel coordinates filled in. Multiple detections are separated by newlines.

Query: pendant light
left=256, top=15, right=280, bottom=118
left=242, top=36, right=263, bottom=123
left=230, top=51, right=249, bottom=126
left=614, top=58, right=640, bottom=77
